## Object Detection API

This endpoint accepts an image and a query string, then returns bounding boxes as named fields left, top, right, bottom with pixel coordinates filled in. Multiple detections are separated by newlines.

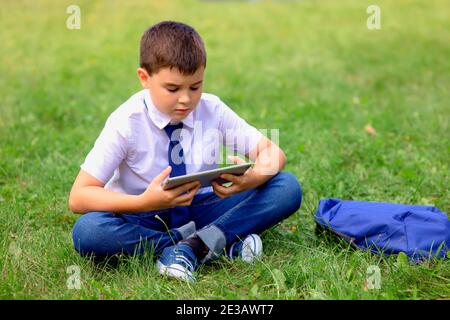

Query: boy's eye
left=166, top=87, right=200, bottom=92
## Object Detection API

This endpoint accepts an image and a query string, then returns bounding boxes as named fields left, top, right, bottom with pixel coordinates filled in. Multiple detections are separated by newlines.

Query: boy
left=69, top=21, right=302, bottom=282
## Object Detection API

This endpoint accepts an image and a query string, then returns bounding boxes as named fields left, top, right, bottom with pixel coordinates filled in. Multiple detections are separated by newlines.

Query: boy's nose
left=178, top=93, right=191, bottom=104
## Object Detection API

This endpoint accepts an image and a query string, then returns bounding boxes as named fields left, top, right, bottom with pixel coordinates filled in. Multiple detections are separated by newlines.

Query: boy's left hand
left=211, top=156, right=262, bottom=199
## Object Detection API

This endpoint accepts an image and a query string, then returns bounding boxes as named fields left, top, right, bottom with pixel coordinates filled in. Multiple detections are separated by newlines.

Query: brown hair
left=140, top=21, right=207, bottom=76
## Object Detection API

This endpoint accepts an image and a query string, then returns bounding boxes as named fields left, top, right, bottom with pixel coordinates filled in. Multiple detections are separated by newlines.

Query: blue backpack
left=314, top=198, right=450, bottom=261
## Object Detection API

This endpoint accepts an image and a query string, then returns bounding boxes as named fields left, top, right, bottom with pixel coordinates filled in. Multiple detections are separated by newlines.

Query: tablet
left=161, top=163, right=252, bottom=190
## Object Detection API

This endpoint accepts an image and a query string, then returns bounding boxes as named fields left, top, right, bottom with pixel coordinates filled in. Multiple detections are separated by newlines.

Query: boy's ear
left=137, top=67, right=151, bottom=88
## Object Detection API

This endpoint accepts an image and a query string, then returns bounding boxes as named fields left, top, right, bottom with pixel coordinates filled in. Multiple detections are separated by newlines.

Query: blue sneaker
left=228, top=234, right=263, bottom=263
left=156, top=244, right=198, bottom=283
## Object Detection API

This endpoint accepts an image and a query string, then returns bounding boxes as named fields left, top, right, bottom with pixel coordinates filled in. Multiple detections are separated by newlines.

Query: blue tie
left=164, top=122, right=186, bottom=178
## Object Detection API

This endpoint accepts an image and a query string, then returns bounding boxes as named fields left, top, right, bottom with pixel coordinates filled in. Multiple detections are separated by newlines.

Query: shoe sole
left=241, top=234, right=263, bottom=263
left=156, top=260, right=196, bottom=283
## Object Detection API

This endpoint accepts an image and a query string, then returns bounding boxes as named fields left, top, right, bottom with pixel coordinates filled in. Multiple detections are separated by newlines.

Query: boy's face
left=137, top=66, right=204, bottom=122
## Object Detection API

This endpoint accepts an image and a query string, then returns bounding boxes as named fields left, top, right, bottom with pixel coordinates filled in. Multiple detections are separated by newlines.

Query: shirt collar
left=143, top=89, right=194, bottom=130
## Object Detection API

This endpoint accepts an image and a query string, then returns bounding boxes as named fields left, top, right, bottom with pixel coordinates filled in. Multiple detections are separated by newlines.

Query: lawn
left=0, top=0, right=449, bottom=299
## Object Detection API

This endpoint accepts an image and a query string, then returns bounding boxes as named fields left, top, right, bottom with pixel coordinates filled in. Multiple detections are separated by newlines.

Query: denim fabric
left=72, top=172, right=302, bottom=258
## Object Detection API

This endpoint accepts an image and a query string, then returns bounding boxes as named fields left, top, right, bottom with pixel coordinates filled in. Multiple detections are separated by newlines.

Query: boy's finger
left=154, top=166, right=172, bottom=184
left=212, top=181, right=235, bottom=197
left=173, top=180, right=201, bottom=196
left=219, top=173, right=240, bottom=183
left=212, top=180, right=229, bottom=193
left=212, top=187, right=228, bottom=199
left=228, top=155, right=246, bottom=165
left=178, top=187, right=200, bottom=205
left=175, top=184, right=201, bottom=203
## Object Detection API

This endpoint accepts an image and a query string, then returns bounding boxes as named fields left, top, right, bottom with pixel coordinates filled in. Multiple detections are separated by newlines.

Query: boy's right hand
left=137, top=166, right=201, bottom=211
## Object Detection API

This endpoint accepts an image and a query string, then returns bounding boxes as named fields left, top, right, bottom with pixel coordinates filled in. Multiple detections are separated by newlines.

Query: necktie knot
left=164, top=122, right=184, bottom=140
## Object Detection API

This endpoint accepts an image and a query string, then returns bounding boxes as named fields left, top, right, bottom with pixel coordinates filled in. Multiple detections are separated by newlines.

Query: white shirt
left=81, top=89, right=263, bottom=195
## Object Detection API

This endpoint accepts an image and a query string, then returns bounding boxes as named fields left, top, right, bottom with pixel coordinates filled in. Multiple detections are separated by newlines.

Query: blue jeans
left=72, top=172, right=302, bottom=259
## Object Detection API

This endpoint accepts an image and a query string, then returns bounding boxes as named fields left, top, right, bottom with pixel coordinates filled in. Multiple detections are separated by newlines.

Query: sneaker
left=228, top=234, right=263, bottom=263
left=156, top=243, right=198, bottom=283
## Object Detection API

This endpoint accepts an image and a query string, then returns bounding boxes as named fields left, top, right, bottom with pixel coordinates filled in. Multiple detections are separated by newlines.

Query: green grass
left=1, top=0, right=449, bottom=299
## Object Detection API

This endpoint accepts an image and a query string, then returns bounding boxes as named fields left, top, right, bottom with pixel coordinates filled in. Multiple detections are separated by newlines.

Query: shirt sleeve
left=80, top=114, right=129, bottom=184
left=217, top=99, right=263, bottom=156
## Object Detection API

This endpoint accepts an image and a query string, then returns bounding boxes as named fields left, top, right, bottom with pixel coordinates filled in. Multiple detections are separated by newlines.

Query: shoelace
left=175, top=254, right=195, bottom=271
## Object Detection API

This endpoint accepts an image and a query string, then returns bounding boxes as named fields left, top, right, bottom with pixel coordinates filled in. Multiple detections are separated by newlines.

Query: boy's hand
left=138, top=166, right=201, bottom=211
left=211, top=156, right=262, bottom=199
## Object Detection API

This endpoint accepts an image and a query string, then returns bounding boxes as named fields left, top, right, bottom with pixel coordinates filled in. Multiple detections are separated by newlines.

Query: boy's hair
left=140, top=21, right=207, bottom=76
